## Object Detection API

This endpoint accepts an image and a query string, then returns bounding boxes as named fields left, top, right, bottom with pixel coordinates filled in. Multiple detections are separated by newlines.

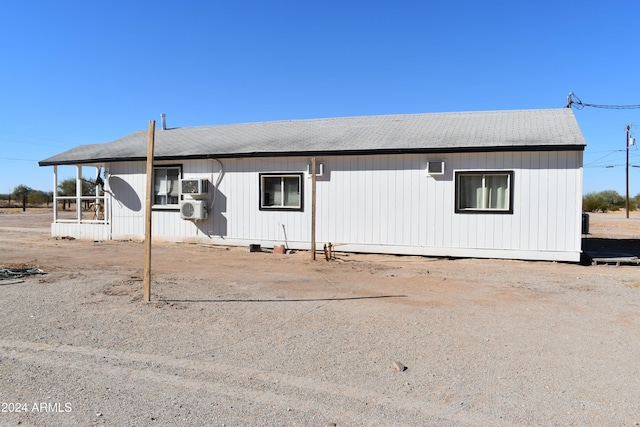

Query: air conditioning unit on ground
left=180, top=200, right=208, bottom=221
left=181, top=179, right=209, bottom=198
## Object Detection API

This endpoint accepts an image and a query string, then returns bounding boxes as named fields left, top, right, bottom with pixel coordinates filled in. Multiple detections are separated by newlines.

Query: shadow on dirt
left=159, top=295, right=407, bottom=303
left=581, top=237, right=640, bottom=265
left=582, top=237, right=640, bottom=256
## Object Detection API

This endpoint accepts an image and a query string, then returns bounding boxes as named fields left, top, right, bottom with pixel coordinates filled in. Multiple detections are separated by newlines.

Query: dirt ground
left=0, top=210, right=639, bottom=426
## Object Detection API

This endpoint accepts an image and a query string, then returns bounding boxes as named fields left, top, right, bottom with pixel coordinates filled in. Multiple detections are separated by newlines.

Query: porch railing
left=52, top=165, right=109, bottom=225
left=53, top=195, right=109, bottom=224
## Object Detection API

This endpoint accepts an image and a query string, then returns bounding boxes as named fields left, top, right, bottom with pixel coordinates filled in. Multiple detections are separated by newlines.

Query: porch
left=50, top=164, right=111, bottom=241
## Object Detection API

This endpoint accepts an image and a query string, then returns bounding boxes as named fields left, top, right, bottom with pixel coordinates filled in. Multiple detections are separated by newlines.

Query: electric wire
left=0, top=130, right=73, bottom=146
left=584, top=150, right=624, bottom=167
left=0, top=157, right=39, bottom=162
left=567, top=92, right=640, bottom=110
left=585, top=164, right=640, bottom=168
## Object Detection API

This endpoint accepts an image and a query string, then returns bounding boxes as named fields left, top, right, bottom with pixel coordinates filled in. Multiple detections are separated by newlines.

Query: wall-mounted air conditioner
left=426, top=160, right=445, bottom=176
left=180, top=200, right=208, bottom=221
left=181, top=179, right=209, bottom=197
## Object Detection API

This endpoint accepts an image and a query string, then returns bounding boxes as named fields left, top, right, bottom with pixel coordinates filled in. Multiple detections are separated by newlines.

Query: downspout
left=104, top=167, right=113, bottom=239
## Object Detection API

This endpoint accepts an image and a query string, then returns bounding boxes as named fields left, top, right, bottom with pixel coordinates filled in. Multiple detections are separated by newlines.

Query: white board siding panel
left=51, top=223, right=110, bottom=241
left=100, top=150, right=582, bottom=261
left=446, top=151, right=582, bottom=255
left=547, top=152, right=561, bottom=251
left=107, top=161, right=146, bottom=240
left=225, top=157, right=311, bottom=244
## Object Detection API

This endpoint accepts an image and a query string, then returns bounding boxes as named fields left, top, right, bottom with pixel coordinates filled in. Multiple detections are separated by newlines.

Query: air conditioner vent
left=426, top=160, right=445, bottom=176
left=180, top=200, right=208, bottom=221
left=306, top=162, right=324, bottom=177
left=181, top=179, right=209, bottom=196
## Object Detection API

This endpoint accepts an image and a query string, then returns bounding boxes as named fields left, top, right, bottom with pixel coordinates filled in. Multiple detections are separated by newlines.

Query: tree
left=582, top=192, right=607, bottom=212
left=28, top=191, right=50, bottom=206
left=13, top=185, right=34, bottom=212
left=598, top=190, right=625, bottom=210
left=582, top=190, right=635, bottom=212
left=633, top=193, right=640, bottom=211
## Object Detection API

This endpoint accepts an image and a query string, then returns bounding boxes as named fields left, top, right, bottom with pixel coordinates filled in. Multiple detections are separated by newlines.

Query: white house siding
left=50, top=223, right=110, bottom=241
left=107, top=162, right=146, bottom=240
left=311, top=151, right=581, bottom=261
left=105, top=150, right=583, bottom=262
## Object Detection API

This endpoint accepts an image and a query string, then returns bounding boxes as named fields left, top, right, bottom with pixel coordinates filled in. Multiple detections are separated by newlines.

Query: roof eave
left=38, top=143, right=586, bottom=167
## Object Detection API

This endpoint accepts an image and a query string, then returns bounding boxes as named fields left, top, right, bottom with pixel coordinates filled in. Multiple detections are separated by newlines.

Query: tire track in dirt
left=1, top=338, right=518, bottom=426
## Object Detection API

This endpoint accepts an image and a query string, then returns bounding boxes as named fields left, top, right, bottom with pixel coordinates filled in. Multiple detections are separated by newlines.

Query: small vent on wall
left=426, top=160, right=445, bottom=176
left=306, top=162, right=324, bottom=178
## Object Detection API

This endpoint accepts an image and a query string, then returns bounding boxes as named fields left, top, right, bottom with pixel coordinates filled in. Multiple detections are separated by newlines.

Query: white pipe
left=209, top=159, right=224, bottom=213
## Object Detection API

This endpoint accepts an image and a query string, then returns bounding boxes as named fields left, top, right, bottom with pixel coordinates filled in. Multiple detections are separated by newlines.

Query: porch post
left=76, top=165, right=82, bottom=223
left=53, top=165, right=58, bottom=223
left=95, top=166, right=101, bottom=222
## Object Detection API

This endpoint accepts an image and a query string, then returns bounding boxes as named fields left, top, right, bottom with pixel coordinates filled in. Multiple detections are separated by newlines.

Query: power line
left=585, top=163, right=640, bottom=168
left=567, top=92, right=640, bottom=110
left=587, top=149, right=626, bottom=154
left=0, top=130, right=73, bottom=145
left=0, top=157, right=39, bottom=162
left=584, top=150, right=626, bottom=167
left=0, top=138, right=71, bottom=149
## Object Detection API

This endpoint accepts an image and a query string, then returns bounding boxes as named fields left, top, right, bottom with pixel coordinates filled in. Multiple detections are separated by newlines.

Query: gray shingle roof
left=39, top=108, right=586, bottom=166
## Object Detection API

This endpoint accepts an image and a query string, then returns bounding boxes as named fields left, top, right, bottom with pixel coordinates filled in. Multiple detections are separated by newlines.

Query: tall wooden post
left=311, top=157, right=317, bottom=261
left=144, top=120, right=155, bottom=302
left=53, top=165, right=58, bottom=223
left=76, top=165, right=82, bottom=222
left=626, top=124, right=631, bottom=219
left=94, top=167, right=100, bottom=221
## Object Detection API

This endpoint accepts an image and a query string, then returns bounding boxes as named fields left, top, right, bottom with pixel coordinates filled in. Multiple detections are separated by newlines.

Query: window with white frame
left=259, top=173, right=303, bottom=211
left=153, top=166, right=181, bottom=207
left=455, top=171, right=513, bottom=213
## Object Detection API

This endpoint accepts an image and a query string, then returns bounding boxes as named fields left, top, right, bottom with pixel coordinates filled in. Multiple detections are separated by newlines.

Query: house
left=39, top=108, right=586, bottom=262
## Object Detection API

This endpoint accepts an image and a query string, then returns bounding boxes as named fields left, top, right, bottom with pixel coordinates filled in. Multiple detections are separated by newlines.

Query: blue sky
left=1, top=1, right=639, bottom=197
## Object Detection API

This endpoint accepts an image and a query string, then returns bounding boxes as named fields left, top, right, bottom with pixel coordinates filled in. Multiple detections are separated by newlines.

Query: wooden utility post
left=144, top=120, right=155, bottom=302
left=311, top=157, right=317, bottom=261
left=626, top=124, right=631, bottom=219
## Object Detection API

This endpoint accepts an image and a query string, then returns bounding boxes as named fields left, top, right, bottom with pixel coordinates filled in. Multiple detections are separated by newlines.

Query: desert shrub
left=0, top=194, right=11, bottom=206
left=12, top=185, right=34, bottom=211
left=598, top=190, right=625, bottom=208
left=582, top=192, right=608, bottom=212
left=583, top=190, right=636, bottom=212
left=28, top=191, right=50, bottom=205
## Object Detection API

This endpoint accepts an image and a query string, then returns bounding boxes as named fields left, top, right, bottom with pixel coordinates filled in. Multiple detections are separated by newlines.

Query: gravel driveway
left=0, top=210, right=639, bottom=426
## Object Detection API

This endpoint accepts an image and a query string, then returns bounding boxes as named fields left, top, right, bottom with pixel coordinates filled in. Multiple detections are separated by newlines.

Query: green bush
left=582, top=192, right=608, bottom=212
left=583, top=190, right=637, bottom=212
left=28, top=191, right=51, bottom=205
